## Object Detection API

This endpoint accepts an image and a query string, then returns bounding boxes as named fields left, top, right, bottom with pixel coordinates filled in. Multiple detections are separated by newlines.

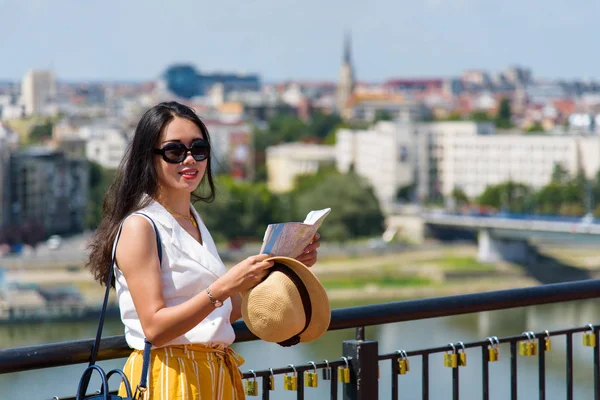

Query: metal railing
left=2, top=279, right=600, bottom=399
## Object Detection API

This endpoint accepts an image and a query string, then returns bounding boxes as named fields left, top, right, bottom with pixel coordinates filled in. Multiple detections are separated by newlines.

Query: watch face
left=214, top=300, right=223, bottom=308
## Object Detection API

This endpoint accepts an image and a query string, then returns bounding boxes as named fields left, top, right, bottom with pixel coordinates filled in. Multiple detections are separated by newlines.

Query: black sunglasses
left=153, top=140, right=210, bottom=164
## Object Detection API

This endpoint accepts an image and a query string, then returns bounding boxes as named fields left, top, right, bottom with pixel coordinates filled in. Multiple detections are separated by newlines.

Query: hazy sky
left=1, top=0, right=598, bottom=82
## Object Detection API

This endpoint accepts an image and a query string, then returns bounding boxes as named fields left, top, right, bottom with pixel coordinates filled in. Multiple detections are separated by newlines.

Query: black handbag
left=75, top=213, right=162, bottom=400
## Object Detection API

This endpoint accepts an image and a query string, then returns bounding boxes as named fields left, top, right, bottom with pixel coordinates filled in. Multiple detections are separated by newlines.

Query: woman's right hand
left=215, top=254, right=274, bottom=297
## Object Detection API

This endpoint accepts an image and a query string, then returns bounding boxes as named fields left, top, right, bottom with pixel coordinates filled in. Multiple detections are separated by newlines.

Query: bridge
left=387, top=211, right=600, bottom=263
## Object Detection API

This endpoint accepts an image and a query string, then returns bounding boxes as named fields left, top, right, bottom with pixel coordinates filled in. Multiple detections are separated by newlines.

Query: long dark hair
left=87, top=101, right=215, bottom=286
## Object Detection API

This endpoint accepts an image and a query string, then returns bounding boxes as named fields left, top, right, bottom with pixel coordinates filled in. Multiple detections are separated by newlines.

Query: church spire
left=343, top=31, right=352, bottom=65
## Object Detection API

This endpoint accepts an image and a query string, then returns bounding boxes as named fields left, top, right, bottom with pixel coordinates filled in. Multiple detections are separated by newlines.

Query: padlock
left=284, top=365, right=298, bottom=391
left=322, top=360, right=331, bottom=380
left=530, top=333, right=538, bottom=356
left=457, top=342, right=467, bottom=367
left=396, top=350, right=410, bottom=374
left=487, top=337, right=500, bottom=362
left=245, top=370, right=259, bottom=396
left=305, top=362, right=318, bottom=388
left=338, top=357, right=351, bottom=383
left=584, top=324, right=596, bottom=347
left=268, top=368, right=275, bottom=391
left=402, top=351, right=410, bottom=372
left=444, top=344, right=458, bottom=368
left=544, top=330, right=551, bottom=352
left=519, top=332, right=535, bottom=356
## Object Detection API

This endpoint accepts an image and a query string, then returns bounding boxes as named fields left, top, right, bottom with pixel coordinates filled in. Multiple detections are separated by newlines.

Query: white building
left=336, top=121, right=416, bottom=212
left=81, top=125, right=129, bottom=169
left=440, top=132, right=600, bottom=198
left=266, top=143, right=337, bottom=193
left=415, top=121, right=496, bottom=200
left=21, top=70, right=57, bottom=116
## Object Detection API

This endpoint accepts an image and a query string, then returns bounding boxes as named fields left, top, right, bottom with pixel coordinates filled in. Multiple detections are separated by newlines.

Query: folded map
left=260, top=208, right=331, bottom=258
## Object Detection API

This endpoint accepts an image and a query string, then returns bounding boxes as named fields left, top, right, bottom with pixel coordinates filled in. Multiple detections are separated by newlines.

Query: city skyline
left=1, top=0, right=599, bottom=83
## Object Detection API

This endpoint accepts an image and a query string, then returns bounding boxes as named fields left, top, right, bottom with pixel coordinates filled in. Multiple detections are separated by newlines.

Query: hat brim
left=244, top=256, right=331, bottom=343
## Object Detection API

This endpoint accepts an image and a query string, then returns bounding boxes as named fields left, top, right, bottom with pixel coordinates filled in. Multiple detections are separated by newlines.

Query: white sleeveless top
left=114, top=199, right=235, bottom=350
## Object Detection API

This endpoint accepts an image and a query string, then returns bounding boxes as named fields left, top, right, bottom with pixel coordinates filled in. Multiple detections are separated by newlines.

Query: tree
left=526, top=122, right=545, bottom=132
left=495, top=97, right=513, bottom=129
left=396, top=184, right=416, bottom=203
left=551, top=163, right=570, bottom=185
left=470, top=111, right=492, bottom=122
left=451, top=186, right=469, bottom=205
left=374, top=110, right=392, bottom=122
left=292, top=172, right=384, bottom=242
left=308, top=112, right=342, bottom=140
left=198, top=176, right=278, bottom=243
left=29, top=121, right=53, bottom=143
left=478, top=181, right=534, bottom=213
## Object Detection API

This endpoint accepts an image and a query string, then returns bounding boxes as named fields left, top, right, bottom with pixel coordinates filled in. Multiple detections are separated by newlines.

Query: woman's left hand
left=296, top=233, right=320, bottom=267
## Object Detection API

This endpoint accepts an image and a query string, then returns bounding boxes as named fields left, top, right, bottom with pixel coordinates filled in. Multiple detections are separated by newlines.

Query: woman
left=86, top=101, right=320, bottom=399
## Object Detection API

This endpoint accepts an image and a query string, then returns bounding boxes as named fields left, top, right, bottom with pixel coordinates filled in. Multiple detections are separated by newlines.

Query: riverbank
left=3, top=240, right=599, bottom=309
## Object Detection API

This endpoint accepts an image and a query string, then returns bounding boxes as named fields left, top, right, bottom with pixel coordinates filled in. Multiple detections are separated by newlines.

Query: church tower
left=336, top=31, right=355, bottom=116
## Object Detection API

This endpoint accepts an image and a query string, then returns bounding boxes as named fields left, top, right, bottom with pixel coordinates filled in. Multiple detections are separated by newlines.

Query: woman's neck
left=155, top=190, right=192, bottom=216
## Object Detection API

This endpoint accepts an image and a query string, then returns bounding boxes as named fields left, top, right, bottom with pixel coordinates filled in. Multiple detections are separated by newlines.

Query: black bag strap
left=86, top=212, right=162, bottom=394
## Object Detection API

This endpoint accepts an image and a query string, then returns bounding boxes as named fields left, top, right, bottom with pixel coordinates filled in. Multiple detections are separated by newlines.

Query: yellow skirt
left=118, top=344, right=246, bottom=400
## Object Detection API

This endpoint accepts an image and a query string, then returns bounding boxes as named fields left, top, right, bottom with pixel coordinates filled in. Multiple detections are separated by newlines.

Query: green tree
left=478, top=181, right=534, bottom=213
left=396, top=183, right=416, bottom=202
left=308, top=112, right=342, bottom=140
left=526, top=122, right=545, bottom=132
left=551, top=163, right=570, bottom=185
left=292, top=172, right=384, bottom=242
left=451, top=186, right=469, bottom=205
left=29, top=121, right=53, bottom=143
left=198, top=176, right=278, bottom=242
left=470, top=111, right=492, bottom=122
left=495, top=97, right=513, bottom=129
left=374, top=110, right=392, bottom=122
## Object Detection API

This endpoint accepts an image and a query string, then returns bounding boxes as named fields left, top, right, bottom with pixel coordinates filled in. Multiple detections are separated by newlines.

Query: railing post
left=342, top=329, right=379, bottom=400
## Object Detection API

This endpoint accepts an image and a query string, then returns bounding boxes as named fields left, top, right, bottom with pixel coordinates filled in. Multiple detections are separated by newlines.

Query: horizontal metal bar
left=326, top=279, right=600, bottom=332
left=376, top=326, right=594, bottom=359
left=2, top=279, right=600, bottom=374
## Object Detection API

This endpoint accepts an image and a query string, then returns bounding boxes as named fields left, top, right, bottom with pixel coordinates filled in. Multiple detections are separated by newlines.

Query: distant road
left=0, top=233, right=92, bottom=269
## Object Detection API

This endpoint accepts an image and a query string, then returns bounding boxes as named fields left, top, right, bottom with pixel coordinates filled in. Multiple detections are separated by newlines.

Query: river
left=1, top=298, right=598, bottom=399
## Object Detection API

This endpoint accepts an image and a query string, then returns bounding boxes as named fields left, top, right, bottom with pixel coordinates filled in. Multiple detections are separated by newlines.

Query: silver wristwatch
left=206, top=287, right=223, bottom=308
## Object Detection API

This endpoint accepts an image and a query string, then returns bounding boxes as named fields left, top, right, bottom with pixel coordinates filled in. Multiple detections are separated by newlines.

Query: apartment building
left=10, top=148, right=88, bottom=236
left=21, top=69, right=57, bottom=116
left=266, top=143, right=337, bottom=193
left=336, top=121, right=416, bottom=212
left=440, top=132, right=600, bottom=198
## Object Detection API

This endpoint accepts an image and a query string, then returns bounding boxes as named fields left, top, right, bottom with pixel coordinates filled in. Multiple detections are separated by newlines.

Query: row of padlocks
left=244, top=357, right=352, bottom=395
left=243, top=325, right=598, bottom=395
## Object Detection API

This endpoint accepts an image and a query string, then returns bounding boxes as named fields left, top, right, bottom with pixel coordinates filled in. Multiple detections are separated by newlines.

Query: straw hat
left=241, top=256, right=331, bottom=346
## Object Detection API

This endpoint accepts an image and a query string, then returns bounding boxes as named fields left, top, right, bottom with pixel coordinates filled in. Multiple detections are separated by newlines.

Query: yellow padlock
left=444, top=343, right=458, bottom=368
left=520, top=332, right=536, bottom=357
left=584, top=324, right=597, bottom=347
left=284, top=365, right=298, bottom=391
left=338, top=357, right=351, bottom=383
left=245, top=370, right=258, bottom=396
left=544, top=330, right=552, bottom=352
left=268, top=368, right=275, bottom=391
left=457, top=342, right=467, bottom=367
left=304, top=361, right=318, bottom=388
left=402, top=350, right=410, bottom=372
left=487, top=337, right=500, bottom=362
